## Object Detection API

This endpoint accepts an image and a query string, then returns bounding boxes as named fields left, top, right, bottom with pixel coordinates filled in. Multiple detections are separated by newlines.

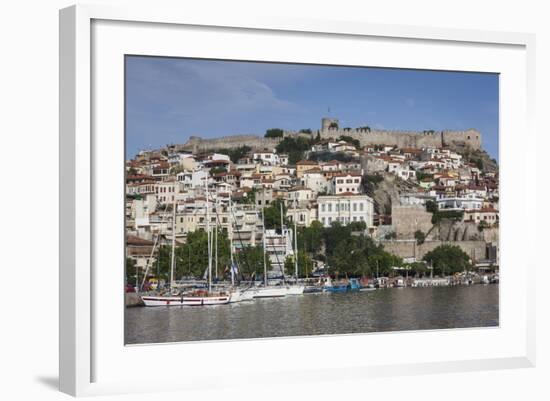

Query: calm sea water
left=125, top=285, right=499, bottom=344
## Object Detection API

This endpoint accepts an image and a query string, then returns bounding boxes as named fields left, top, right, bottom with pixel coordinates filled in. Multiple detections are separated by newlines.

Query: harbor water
left=125, top=285, right=498, bottom=344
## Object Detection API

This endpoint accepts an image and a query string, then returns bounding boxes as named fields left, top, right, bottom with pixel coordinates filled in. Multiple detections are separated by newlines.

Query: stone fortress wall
left=179, top=117, right=482, bottom=152
left=311, top=118, right=482, bottom=150
left=179, top=135, right=280, bottom=153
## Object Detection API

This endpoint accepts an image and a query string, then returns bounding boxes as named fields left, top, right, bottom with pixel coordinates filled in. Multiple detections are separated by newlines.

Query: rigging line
left=262, top=202, right=287, bottom=281
left=228, top=203, right=255, bottom=279
left=138, top=200, right=169, bottom=291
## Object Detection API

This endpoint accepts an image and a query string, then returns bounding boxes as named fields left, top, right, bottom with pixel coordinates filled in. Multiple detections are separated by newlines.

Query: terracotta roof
left=303, top=167, right=322, bottom=174
left=126, top=235, right=154, bottom=246
left=296, top=160, right=318, bottom=165
left=332, top=172, right=362, bottom=177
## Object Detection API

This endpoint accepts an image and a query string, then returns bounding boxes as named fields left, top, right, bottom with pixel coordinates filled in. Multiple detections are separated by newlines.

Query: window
left=322, top=217, right=326, bottom=225
left=360, top=203, right=364, bottom=211
left=328, top=217, right=332, bottom=224
left=328, top=204, right=332, bottom=212
left=353, top=203, right=357, bottom=212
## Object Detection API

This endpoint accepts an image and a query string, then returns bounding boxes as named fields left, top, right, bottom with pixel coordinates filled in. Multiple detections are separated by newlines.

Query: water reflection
left=125, top=285, right=499, bottom=344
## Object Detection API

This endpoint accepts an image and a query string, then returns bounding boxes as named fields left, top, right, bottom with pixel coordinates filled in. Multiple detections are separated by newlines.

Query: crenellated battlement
left=179, top=118, right=482, bottom=153
left=287, top=118, right=482, bottom=150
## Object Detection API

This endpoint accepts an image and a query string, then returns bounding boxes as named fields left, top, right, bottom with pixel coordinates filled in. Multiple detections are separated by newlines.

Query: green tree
left=262, top=199, right=287, bottom=230
left=414, top=230, right=426, bottom=245
left=477, top=220, right=489, bottom=232
left=431, top=210, right=464, bottom=224
left=276, top=136, right=313, bottom=164
left=284, top=250, right=312, bottom=278
left=297, top=220, right=324, bottom=254
left=265, top=128, right=284, bottom=138
left=126, top=257, right=137, bottom=285
left=234, top=245, right=264, bottom=279
left=337, top=135, right=360, bottom=149
left=425, top=200, right=438, bottom=213
left=423, top=244, right=471, bottom=275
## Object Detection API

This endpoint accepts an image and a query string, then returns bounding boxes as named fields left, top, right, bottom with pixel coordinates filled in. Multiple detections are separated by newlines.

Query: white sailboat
left=141, top=195, right=189, bottom=306
left=226, top=198, right=256, bottom=303
left=252, top=207, right=287, bottom=298
left=286, top=199, right=305, bottom=295
left=142, top=176, right=230, bottom=306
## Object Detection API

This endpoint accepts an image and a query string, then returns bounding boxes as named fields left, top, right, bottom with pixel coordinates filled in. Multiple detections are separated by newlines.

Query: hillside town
left=126, top=117, right=499, bottom=292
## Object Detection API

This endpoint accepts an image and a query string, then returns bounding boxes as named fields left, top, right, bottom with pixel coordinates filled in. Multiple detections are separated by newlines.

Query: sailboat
left=285, top=199, right=304, bottom=295
left=252, top=207, right=287, bottom=298
left=141, top=195, right=189, bottom=306
left=226, top=198, right=255, bottom=303
left=141, top=177, right=230, bottom=306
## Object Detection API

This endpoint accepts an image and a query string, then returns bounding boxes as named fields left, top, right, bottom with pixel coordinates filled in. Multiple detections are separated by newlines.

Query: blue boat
left=348, top=278, right=361, bottom=291
left=323, top=284, right=348, bottom=293
left=320, top=276, right=358, bottom=293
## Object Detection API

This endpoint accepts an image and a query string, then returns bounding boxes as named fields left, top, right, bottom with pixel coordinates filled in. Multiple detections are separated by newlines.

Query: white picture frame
left=59, top=4, right=536, bottom=397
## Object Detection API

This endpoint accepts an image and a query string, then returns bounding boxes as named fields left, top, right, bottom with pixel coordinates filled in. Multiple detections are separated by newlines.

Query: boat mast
left=262, top=207, right=267, bottom=287
left=214, top=200, right=218, bottom=280
left=280, top=201, right=286, bottom=284
left=229, top=197, right=235, bottom=286
left=294, top=198, right=298, bottom=280
left=205, top=175, right=212, bottom=292
left=170, top=193, right=176, bottom=290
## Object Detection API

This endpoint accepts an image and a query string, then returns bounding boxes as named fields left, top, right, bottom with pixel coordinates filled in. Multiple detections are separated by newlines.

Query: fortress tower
left=321, top=117, right=339, bottom=131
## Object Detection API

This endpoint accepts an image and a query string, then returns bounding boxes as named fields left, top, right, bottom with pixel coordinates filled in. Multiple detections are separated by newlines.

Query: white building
left=287, top=187, right=314, bottom=208
left=263, top=228, right=295, bottom=277
left=317, top=194, right=374, bottom=227
left=287, top=205, right=318, bottom=227
left=436, top=195, right=484, bottom=211
left=301, top=170, right=328, bottom=194
left=253, top=151, right=280, bottom=166
left=330, top=173, right=362, bottom=195
left=154, top=180, right=182, bottom=204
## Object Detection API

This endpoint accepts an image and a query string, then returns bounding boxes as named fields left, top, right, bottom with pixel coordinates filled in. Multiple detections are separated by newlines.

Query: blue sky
left=126, top=56, right=499, bottom=160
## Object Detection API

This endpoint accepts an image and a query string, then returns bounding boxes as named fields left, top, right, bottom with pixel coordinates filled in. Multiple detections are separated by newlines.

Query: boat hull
left=141, top=294, right=230, bottom=306
left=286, top=285, right=305, bottom=295
left=228, top=289, right=255, bottom=303
left=252, top=287, right=287, bottom=298
left=323, top=285, right=348, bottom=293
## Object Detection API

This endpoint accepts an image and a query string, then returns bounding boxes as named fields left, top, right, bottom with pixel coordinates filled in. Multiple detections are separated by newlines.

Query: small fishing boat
left=321, top=276, right=348, bottom=293
left=349, top=278, right=361, bottom=291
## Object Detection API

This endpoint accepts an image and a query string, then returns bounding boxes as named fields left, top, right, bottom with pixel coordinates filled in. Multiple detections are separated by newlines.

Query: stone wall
left=179, top=135, right=281, bottom=152
left=391, top=205, right=433, bottom=239
left=178, top=122, right=482, bottom=153
left=315, top=127, right=481, bottom=150
left=381, top=239, right=490, bottom=261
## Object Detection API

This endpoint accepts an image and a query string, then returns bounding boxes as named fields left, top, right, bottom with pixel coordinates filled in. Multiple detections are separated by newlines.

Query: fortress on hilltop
left=179, top=117, right=482, bottom=153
